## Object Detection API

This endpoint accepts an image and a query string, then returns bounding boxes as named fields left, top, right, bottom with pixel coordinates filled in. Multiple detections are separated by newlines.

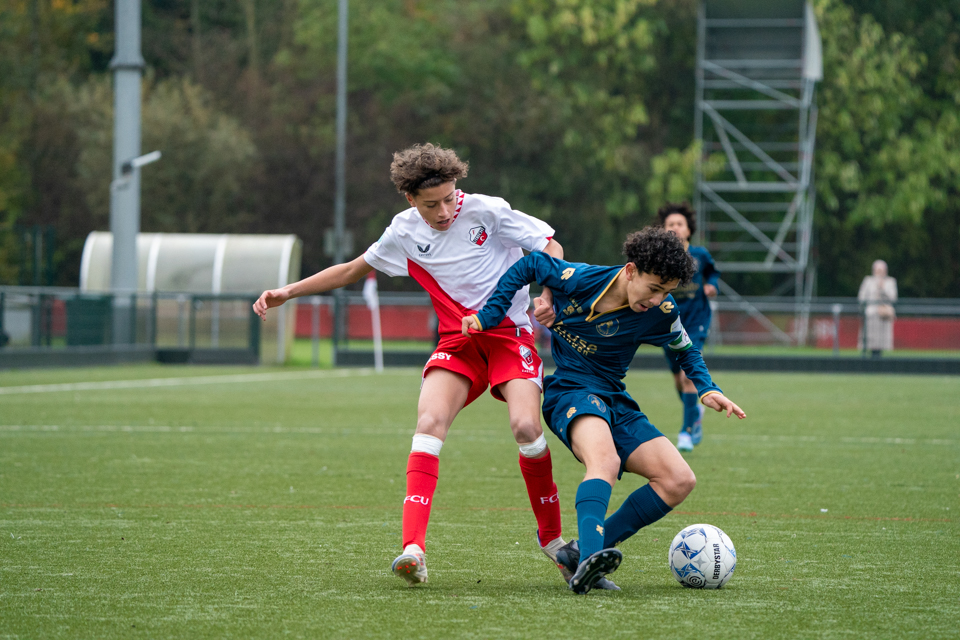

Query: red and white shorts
left=423, top=328, right=543, bottom=406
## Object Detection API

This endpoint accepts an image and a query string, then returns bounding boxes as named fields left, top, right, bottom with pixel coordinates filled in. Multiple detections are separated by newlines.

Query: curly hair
left=622, top=226, right=696, bottom=285
left=656, top=201, right=697, bottom=236
left=389, top=143, right=469, bottom=195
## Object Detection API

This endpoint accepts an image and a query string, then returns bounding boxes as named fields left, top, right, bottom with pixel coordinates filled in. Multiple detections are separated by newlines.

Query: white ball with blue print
left=668, top=523, right=736, bottom=589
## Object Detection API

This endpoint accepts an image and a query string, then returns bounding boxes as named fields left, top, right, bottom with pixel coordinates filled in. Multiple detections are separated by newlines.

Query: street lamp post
left=109, top=0, right=146, bottom=344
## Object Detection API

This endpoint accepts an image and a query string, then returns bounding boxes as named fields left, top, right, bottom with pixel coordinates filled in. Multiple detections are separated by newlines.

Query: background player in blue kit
left=462, top=227, right=745, bottom=594
left=658, top=203, right=720, bottom=452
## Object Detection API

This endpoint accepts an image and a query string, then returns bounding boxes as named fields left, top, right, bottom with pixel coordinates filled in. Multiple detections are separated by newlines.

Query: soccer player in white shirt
left=253, top=143, right=571, bottom=587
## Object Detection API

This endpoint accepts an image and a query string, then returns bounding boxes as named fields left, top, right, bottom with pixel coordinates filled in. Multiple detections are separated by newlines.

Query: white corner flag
left=362, top=271, right=384, bottom=372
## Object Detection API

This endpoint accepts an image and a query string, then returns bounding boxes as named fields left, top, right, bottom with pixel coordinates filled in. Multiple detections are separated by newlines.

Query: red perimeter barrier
left=296, top=305, right=959, bottom=349
left=295, top=304, right=435, bottom=340
left=892, top=318, right=960, bottom=350
left=811, top=316, right=960, bottom=350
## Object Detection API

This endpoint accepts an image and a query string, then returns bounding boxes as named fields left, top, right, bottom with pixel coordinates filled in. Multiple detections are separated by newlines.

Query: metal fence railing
left=3, top=286, right=957, bottom=369
left=708, top=296, right=960, bottom=358
left=0, top=286, right=260, bottom=366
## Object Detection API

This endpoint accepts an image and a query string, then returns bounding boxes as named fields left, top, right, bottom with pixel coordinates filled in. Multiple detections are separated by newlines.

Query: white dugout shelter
left=80, top=232, right=302, bottom=363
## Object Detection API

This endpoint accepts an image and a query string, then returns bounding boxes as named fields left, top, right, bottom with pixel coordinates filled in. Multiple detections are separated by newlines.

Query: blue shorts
left=542, top=376, right=664, bottom=479
left=663, top=333, right=707, bottom=374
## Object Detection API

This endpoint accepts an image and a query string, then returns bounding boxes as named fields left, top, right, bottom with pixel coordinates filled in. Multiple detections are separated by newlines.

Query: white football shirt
left=363, top=190, right=554, bottom=335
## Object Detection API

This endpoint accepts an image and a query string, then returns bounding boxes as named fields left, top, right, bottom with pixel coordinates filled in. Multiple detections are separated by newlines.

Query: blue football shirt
left=472, top=252, right=721, bottom=398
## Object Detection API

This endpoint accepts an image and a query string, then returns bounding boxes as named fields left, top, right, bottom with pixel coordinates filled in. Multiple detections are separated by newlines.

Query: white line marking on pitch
left=0, top=368, right=392, bottom=395
left=0, top=424, right=510, bottom=439
left=0, top=425, right=953, bottom=445
left=707, top=434, right=958, bottom=446
left=0, top=424, right=412, bottom=435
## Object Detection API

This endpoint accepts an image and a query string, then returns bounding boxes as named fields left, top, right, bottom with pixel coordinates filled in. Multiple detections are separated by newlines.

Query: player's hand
left=702, top=393, right=746, bottom=419
left=461, top=315, right=482, bottom=337
left=533, top=290, right=556, bottom=328
left=253, top=288, right=290, bottom=321
left=704, top=284, right=718, bottom=298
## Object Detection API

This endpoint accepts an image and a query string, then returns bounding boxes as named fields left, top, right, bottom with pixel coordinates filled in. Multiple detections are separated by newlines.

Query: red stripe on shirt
left=407, top=259, right=516, bottom=336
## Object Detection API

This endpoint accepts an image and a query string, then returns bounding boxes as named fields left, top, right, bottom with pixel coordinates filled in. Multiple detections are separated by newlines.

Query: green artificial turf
left=1, top=366, right=958, bottom=639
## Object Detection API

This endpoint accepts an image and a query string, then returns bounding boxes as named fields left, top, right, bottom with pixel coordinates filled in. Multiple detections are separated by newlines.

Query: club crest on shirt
left=659, top=300, right=675, bottom=313
left=416, top=243, right=432, bottom=256
left=518, top=345, right=535, bottom=370
left=596, top=319, right=619, bottom=337
left=588, top=395, right=607, bottom=413
left=468, top=226, right=488, bottom=246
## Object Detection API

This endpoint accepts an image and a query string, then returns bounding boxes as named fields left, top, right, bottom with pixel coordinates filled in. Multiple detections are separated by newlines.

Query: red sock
left=518, top=449, right=563, bottom=544
left=402, top=452, right=439, bottom=550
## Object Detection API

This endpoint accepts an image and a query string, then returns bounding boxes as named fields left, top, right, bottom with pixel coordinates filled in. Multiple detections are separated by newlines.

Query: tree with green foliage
left=813, top=0, right=960, bottom=296
left=0, top=0, right=956, bottom=296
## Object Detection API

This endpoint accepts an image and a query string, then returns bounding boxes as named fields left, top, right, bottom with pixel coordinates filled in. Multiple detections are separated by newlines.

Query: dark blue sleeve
left=700, top=247, right=720, bottom=289
left=673, top=346, right=722, bottom=399
left=473, top=252, right=587, bottom=331
left=646, top=304, right=721, bottom=398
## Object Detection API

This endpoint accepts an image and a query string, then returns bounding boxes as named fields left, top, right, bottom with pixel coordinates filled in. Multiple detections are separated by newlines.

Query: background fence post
left=189, top=296, right=197, bottom=350
left=831, top=303, right=842, bottom=356
left=311, top=296, right=321, bottom=368
left=177, top=294, right=187, bottom=347
left=150, top=292, right=158, bottom=346
left=861, top=303, right=868, bottom=358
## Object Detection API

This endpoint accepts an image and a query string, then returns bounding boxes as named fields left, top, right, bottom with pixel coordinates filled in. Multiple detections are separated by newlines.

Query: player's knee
left=509, top=415, right=543, bottom=444
left=586, top=453, right=621, bottom=486
left=668, top=466, right=697, bottom=502
left=415, top=411, right=451, bottom=439
left=602, top=455, right=622, bottom=482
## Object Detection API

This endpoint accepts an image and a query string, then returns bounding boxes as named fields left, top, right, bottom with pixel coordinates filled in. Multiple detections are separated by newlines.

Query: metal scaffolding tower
left=694, top=0, right=822, bottom=344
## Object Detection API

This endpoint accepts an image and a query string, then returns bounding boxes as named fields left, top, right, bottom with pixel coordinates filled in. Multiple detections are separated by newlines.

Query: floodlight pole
left=331, top=0, right=348, bottom=364
left=109, top=0, right=145, bottom=345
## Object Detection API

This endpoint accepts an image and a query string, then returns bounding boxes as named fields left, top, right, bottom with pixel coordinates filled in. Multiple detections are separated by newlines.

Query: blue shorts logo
left=588, top=395, right=606, bottom=413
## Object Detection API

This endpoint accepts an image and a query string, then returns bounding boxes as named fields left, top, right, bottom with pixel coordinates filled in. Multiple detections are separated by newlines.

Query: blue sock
left=602, top=484, right=672, bottom=548
left=575, top=479, right=612, bottom=561
left=681, top=393, right=699, bottom=434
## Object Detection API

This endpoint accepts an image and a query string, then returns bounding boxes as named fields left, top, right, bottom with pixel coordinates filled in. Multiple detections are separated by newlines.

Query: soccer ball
left=668, top=524, right=736, bottom=589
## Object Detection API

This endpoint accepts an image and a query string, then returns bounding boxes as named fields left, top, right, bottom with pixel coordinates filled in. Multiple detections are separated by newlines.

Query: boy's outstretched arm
left=462, top=251, right=582, bottom=336
left=672, top=345, right=746, bottom=419
left=253, top=254, right=373, bottom=320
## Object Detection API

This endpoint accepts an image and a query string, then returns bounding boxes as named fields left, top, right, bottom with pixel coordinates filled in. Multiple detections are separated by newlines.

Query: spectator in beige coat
left=858, top=260, right=897, bottom=357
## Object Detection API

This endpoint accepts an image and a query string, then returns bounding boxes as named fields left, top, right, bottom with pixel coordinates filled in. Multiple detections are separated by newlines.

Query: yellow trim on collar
left=585, top=267, right=628, bottom=322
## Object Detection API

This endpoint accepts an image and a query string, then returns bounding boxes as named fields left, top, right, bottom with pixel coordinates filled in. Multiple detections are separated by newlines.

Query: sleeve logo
left=659, top=300, right=675, bottom=313
left=561, top=267, right=576, bottom=281
left=468, top=225, right=488, bottom=246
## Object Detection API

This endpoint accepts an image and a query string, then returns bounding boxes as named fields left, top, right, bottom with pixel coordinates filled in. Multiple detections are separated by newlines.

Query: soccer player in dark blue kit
left=658, top=203, right=720, bottom=452
left=462, top=227, right=745, bottom=594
